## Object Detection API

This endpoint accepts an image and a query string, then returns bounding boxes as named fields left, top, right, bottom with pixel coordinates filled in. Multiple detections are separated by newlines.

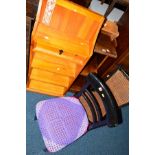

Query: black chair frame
left=74, top=72, right=120, bottom=130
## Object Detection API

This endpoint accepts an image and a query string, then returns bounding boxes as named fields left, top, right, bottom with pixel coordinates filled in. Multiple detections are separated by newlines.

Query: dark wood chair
left=78, top=65, right=128, bottom=123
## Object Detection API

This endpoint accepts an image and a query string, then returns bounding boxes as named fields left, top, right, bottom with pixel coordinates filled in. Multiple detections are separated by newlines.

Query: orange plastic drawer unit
left=30, top=68, right=72, bottom=87
left=27, top=0, right=104, bottom=96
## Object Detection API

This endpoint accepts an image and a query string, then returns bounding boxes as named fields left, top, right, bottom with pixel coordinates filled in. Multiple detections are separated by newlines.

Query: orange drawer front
left=31, top=58, right=77, bottom=77
left=28, top=79, right=66, bottom=96
left=30, top=68, right=72, bottom=87
left=27, top=0, right=105, bottom=96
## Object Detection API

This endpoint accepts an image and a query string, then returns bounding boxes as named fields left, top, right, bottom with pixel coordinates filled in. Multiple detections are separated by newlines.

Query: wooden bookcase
left=26, top=0, right=104, bottom=96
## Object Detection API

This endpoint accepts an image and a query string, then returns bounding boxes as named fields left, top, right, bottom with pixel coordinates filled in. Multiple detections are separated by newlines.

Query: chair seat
left=36, top=97, right=89, bottom=152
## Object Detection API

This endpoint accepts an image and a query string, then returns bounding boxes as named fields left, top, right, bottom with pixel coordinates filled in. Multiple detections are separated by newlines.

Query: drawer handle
left=59, top=50, right=64, bottom=55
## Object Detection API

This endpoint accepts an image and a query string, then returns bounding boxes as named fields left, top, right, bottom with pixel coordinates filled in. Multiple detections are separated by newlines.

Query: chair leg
left=34, top=114, right=37, bottom=120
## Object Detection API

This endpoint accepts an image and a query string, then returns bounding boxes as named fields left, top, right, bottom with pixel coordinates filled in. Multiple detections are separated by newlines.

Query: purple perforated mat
left=36, top=97, right=89, bottom=152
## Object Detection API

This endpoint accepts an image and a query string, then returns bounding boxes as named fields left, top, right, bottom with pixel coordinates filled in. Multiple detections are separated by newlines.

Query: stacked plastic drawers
left=27, top=0, right=104, bottom=96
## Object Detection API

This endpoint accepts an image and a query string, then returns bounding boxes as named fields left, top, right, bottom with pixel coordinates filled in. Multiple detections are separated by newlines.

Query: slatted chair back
left=74, top=72, right=120, bottom=130
left=75, top=66, right=128, bottom=130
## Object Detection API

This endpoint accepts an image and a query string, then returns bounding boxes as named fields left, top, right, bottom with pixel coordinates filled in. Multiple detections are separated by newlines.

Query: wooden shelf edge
left=26, top=87, right=65, bottom=97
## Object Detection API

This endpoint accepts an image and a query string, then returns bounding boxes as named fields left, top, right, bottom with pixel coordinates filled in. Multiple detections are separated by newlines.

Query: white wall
left=89, top=0, right=124, bottom=22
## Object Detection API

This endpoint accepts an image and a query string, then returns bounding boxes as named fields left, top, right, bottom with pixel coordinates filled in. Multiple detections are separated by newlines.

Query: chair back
left=74, top=72, right=120, bottom=130
left=106, top=66, right=129, bottom=106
